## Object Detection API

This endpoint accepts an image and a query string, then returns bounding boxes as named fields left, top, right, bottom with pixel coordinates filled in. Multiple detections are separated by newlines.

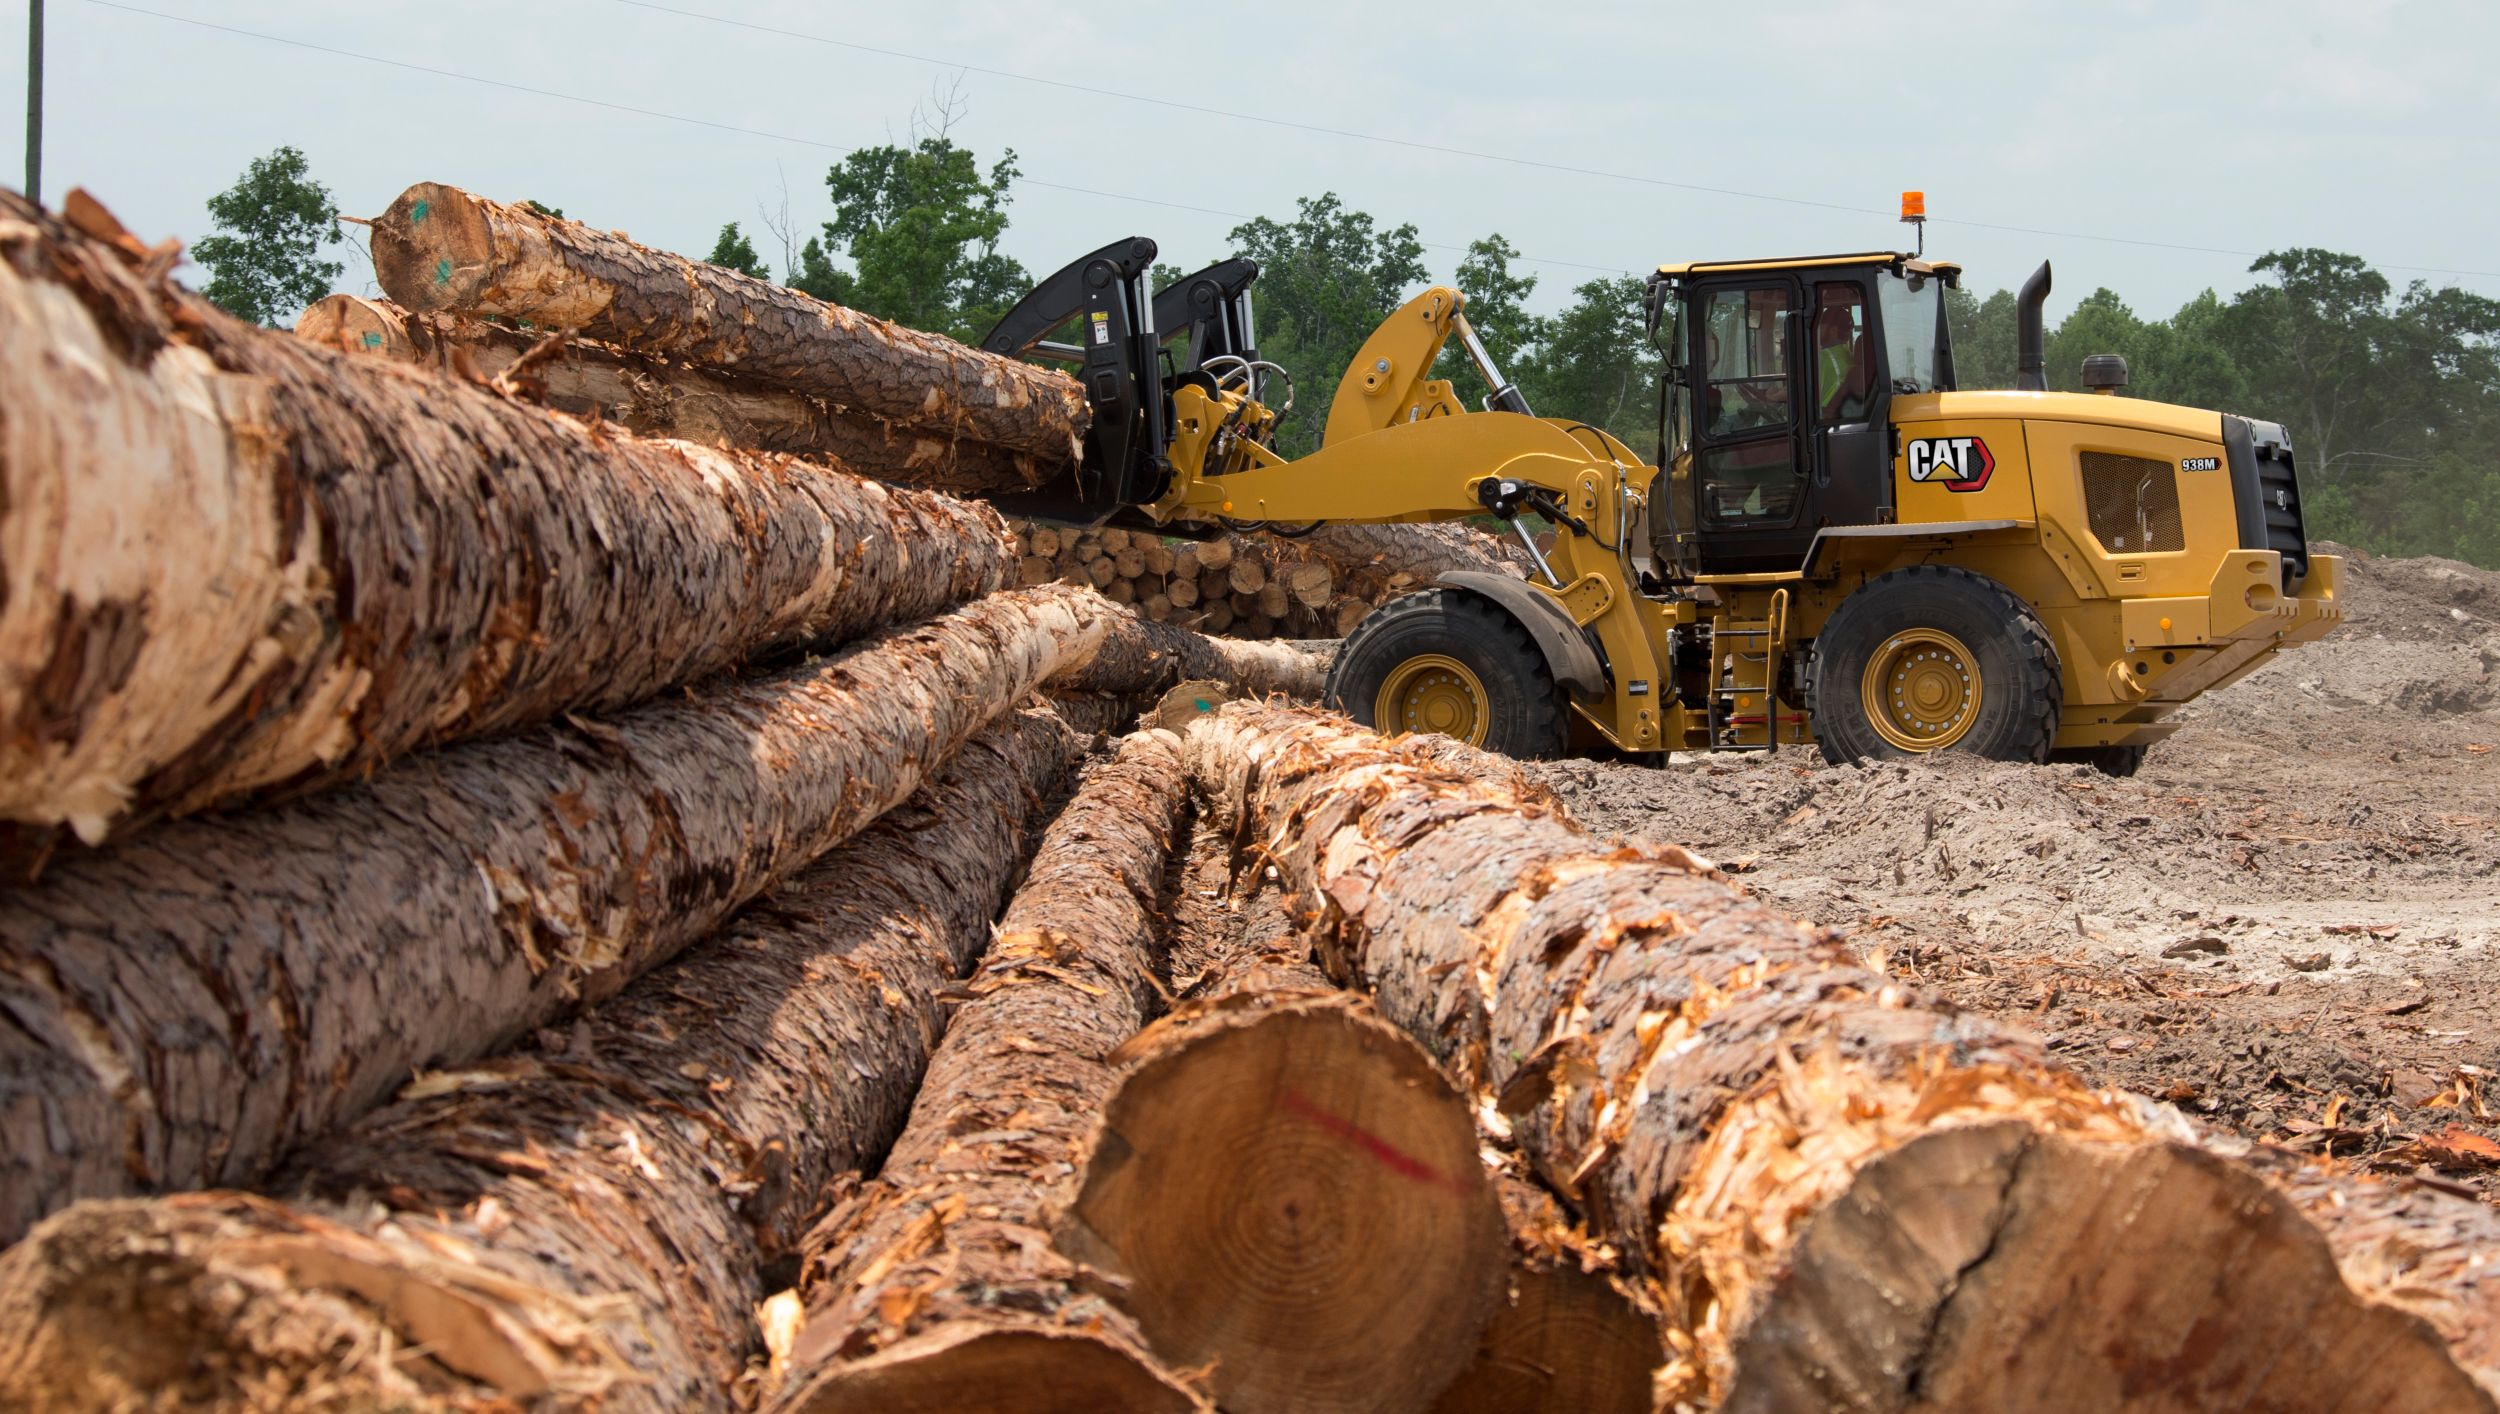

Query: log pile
left=5, top=185, right=2494, bottom=1414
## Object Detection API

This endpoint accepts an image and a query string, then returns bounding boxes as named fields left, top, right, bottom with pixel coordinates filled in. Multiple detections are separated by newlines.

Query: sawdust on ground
left=1525, top=543, right=2500, bottom=1188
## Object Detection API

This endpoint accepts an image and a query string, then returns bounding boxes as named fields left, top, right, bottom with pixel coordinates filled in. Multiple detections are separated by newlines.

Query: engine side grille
left=2223, top=415, right=2311, bottom=589
left=2079, top=452, right=2184, bottom=554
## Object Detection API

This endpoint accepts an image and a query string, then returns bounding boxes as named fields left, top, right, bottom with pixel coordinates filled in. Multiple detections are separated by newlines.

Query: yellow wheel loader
left=984, top=236, right=2342, bottom=772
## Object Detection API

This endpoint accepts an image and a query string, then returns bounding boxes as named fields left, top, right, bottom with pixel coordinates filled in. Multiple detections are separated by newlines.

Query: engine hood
left=1896, top=390, right=2226, bottom=444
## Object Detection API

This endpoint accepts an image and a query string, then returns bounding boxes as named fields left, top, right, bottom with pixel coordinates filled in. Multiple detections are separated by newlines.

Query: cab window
left=1810, top=284, right=1873, bottom=424
left=1695, top=285, right=1803, bottom=528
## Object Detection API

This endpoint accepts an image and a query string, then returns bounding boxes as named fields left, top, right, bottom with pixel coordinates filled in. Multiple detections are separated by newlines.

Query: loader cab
left=1648, top=254, right=1959, bottom=576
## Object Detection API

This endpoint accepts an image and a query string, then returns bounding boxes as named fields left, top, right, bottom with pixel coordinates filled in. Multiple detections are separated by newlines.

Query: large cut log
left=1433, top=1173, right=1664, bottom=1414
left=0, top=711, right=1083, bottom=1413
left=297, top=294, right=1045, bottom=493
left=1185, top=704, right=2496, bottom=1412
left=1066, top=954, right=1506, bottom=1413
left=1047, top=613, right=1327, bottom=700
left=0, top=191, right=1011, bottom=845
left=371, top=183, right=1086, bottom=463
left=0, top=585, right=1110, bottom=1246
left=772, top=731, right=1201, bottom=1413
left=1292, top=522, right=1534, bottom=602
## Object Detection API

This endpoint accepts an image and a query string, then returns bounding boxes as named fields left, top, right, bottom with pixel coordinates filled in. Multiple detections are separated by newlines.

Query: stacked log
left=769, top=731, right=1200, bottom=1412
left=0, top=585, right=1111, bottom=1243
left=0, top=191, right=1013, bottom=847
left=0, top=711, right=1084, bottom=1412
left=369, top=183, right=1085, bottom=471
left=298, top=295, right=1047, bottom=492
left=1067, top=957, right=1507, bottom=1412
left=1184, top=704, right=2497, bottom=1410
left=1007, top=521, right=1466, bottom=642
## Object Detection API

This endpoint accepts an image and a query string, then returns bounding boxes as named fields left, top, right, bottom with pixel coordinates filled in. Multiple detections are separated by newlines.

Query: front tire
left=1807, top=566, right=2060, bottom=766
left=1326, top=590, right=1569, bottom=759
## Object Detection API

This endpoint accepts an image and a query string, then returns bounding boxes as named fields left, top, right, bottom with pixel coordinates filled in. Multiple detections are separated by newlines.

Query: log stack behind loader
left=0, top=186, right=2492, bottom=1413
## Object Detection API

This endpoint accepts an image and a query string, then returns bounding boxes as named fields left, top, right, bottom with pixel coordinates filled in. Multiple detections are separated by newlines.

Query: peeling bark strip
left=1069, top=962, right=1506, bottom=1414
left=773, top=732, right=1201, bottom=1414
left=0, top=585, right=1110, bottom=1246
left=371, top=183, right=1087, bottom=463
left=1045, top=613, right=1327, bottom=700
left=297, top=295, right=1046, bottom=495
left=0, top=192, right=1013, bottom=844
left=1290, top=522, right=1534, bottom=600
left=0, top=712, right=1082, bottom=1413
left=1185, top=705, right=2495, bottom=1413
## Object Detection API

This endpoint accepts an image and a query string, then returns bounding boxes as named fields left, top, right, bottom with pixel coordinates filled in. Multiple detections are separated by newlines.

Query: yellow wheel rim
left=1375, top=654, right=1489, bottom=746
left=1861, top=628, right=1983, bottom=752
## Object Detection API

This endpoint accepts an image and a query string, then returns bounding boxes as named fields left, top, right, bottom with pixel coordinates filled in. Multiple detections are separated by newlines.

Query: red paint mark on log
left=1280, top=1086, right=1465, bottom=1195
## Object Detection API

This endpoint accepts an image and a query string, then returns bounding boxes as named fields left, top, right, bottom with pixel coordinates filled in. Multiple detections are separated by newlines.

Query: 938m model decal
left=1904, top=436, right=1995, bottom=492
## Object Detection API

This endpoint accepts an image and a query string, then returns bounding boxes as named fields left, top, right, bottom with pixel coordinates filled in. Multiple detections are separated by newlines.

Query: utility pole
left=23, top=0, right=41, bottom=204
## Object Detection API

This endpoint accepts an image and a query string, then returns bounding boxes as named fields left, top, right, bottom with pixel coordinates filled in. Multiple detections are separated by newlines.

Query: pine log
left=1067, top=957, right=1505, bottom=1412
left=1330, top=595, right=1372, bottom=637
left=1294, top=523, right=1533, bottom=601
left=1030, top=525, right=1064, bottom=558
left=1098, top=528, right=1131, bottom=553
left=1044, top=691, right=1152, bottom=737
left=1048, top=613, right=1326, bottom=700
left=1184, top=705, right=2495, bottom=1412
left=1196, top=537, right=1235, bottom=571
left=1114, top=547, right=1147, bottom=578
left=1172, top=542, right=1202, bottom=576
left=1285, top=560, right=1336, bottom=609
left=0, top=711, right=1083, bottom=1413
left=1142, top=593, right=1173, bottom=622
left=297, top=295, right=1047, bottom=493
left=1433, top=1173, right=1665, bottom=1414
left=371, top=183, right=1086, bottom=462
left=0, top=585, right=1111, bottom=1245
left=1256, top=581, right=1291, bottom=619
left=1167, top=576, right=1200, bottom=609
left=1201, top=601, right=1236, bottom=634
left=771, top=732, right=1201, bottom=1413
left=1228, top=557, right=1268, bottom=595
left=0, top=192, right=1010, bottom=845
left=1142, top=542, right=1176, bottom=576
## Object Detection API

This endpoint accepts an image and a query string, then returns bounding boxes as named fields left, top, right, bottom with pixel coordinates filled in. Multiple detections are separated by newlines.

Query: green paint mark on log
left=362, top=332, right=383, bottom=348
left=435, top=258, right=453, bottom=286
left=410, top=200, right=430, bottom=225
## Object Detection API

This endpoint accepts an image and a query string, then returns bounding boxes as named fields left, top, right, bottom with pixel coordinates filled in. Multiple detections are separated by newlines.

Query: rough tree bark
left=370, top=183, right=1086, bottom=463
left=1184, top=704, right=2496, bottom=1413
left=1046, top=613, right=1326, bottom=700
left=0, top=711, right=1084, bottom=1413
left=1292, top=523, right=1534, bottom=602
left=296, top=294, right=1045, bottom=493
left=771, top=731, right=1201, bottom=1414
left=0, top=585, right=1110, bottom=1246
left=0, top=192, right=1011, bottom=844
left=1065, top=951, right=1505, bottom=1413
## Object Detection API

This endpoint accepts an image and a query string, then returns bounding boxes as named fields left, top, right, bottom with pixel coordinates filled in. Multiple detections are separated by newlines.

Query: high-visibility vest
left=1818, top=339, right=1856, bottom=416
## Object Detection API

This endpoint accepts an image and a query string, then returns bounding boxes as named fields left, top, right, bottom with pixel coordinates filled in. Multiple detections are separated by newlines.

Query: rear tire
left=1326, top=590, right=1569, bottom=759
left=2051, top=744, right=2149, bottom=777
left=1807, top=566, right=2060, bottom=766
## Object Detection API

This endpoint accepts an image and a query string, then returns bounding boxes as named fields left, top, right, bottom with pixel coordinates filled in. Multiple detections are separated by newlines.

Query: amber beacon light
left=1900, top=190, right=1927, bottom=254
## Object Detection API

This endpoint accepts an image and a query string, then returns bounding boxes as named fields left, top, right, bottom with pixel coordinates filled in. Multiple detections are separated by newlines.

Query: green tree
left=1945, top=285, right=2018, bottom=391
left=787, top=236, right=853, bottom=304
left=526, top=200, right=565, bottom=220
left=817, top=137, right=1027, bottom=341
left=706, top=221, right=771, bottom=280
left=1449, top=234, right=1545, bottom=409
left=1225, top=193, right=1429, bottom=455
left=1518, top=276, right=1660, bottom=447
left=192, top=146, right=342, bottom=327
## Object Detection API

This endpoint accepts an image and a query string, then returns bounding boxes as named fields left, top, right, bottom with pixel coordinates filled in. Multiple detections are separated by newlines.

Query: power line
left=604, top=0, right=2500, bottom=283
left=76, top=0, right=1635, bottom=279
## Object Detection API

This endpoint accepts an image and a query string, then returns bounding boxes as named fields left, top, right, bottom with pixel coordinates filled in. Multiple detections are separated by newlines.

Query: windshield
left=1876, top=269, right=1951, bottom=392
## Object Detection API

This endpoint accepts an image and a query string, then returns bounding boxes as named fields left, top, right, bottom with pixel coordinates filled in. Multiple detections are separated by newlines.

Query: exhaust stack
left=2016, top=260, right=2052, bottom=392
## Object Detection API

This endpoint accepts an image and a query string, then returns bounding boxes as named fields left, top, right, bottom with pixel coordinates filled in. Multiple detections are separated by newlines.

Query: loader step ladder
left=1708, top=588, right=1795, bottom=752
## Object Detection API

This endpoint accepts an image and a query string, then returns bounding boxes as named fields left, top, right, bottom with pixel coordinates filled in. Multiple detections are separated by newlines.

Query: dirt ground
left=1524, top=543, right=2500, bottom=1191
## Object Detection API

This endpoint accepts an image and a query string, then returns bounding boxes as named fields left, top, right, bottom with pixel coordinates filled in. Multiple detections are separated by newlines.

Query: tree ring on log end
left=1070, top=1002, right=1506, bottom=1413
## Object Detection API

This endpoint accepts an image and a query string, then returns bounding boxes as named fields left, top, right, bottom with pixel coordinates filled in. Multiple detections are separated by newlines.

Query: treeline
left=188, top=138, right=2500, bottom=567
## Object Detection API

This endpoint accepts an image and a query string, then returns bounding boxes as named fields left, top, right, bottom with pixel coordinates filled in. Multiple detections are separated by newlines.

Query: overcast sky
left=9, top=0, right=2496, bottom=329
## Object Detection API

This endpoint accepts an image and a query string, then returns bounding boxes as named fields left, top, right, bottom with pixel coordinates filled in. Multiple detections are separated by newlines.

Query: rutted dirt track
left=1528, top=544, right=2500, bottom=1188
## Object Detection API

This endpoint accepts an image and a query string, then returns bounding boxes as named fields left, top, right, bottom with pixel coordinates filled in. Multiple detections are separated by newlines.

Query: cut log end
left=1709, top=1121, right=2496, bottom=1414
left=776, top=1325, right=1202, bottom=1414
left=1071, top=998, right=1505, bottom=1414
left=370, top=181, right=499, bottom=315
left=1432, top=1261, right=1662, bottom=1414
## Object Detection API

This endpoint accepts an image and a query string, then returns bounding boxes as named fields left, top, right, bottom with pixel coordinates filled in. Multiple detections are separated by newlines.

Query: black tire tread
left=1806, top=565, right=2061, bottom=766
left=1325, top=589, right=1569, bottom=759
